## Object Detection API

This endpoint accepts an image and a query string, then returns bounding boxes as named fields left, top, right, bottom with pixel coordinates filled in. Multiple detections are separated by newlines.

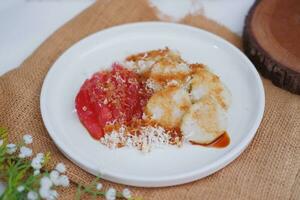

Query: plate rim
left=40, top=22, right=265, bottom=187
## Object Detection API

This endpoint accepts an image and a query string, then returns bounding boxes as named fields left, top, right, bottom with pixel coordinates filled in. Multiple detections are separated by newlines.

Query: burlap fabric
left=0, top=0, right=299, bottom=199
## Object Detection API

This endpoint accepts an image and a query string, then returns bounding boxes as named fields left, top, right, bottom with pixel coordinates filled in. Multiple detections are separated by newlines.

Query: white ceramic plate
left=40, top=22, right=265, bottom=187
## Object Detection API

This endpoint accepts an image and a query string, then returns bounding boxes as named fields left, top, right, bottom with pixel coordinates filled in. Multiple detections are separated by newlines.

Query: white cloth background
left=0, top=0, right=254, bottom=75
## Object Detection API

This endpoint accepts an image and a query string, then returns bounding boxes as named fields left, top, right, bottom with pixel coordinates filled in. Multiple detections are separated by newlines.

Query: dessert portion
left=75, top=64, right=151, bottom=140
left=145, top=86, right=191, bottom=128
left=75, top=48, right=231, bottom=152
left=181, top=96, right=228, bottom=144
left=189, top=65, right=231, bottom=110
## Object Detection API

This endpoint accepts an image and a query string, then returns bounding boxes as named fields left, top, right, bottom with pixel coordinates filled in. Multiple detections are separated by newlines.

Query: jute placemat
left=0, top=0, right=299, bottom=199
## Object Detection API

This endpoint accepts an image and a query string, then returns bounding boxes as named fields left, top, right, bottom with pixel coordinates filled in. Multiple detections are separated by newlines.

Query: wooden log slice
left=243, top=0, right=300, bottom=94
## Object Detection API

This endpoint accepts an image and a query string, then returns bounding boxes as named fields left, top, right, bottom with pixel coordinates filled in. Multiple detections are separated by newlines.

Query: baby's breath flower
left=36, top=152, right=44, bottom=159
left=34, top=169, right=40, bottom=176
left=17, top=185, right=25, bottom=192
left=122, top=188, right=131, bottom=199
left=49, top=189, right=59, bottom=200
left=27, top=191, right=38, bottom=200
left=39, top=187, right=58, bottom=200
left=105, top=187, right=116, bottom=200
left=96, top=183, right=103, bottom=190
left=55, top=163, right=66, bottom=173
left=0, top=139, right=3, bottom=147
left=31, top=153, right=44, bottom=170
left=49, top=170, right=60, bottom=186
left=31, top=157, right=42, bottom=170
left=39, top=187, right=48, bottom=199
left=40, top=176, right=53, bottom=189
left=6, top=143, right=17, bottom=154
left=23, top=134, right=33, bottom=144
left=18, top=146, right=32, bottom=158
left=58, top=175, right=69, bottom=187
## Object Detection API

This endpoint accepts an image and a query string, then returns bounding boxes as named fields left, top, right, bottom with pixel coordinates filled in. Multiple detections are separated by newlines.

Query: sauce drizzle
left=190, top=132, right=230, bottom=148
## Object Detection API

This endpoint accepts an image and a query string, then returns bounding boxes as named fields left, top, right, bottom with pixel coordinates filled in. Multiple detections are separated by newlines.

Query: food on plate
left=181, top=96, right=227, bottom=144
left=75, top=48, right=231, bottom=152
left=189, top=64, right=231, bottom=110
left=145, top=86, right=191, bottom=128
left=125, top=48, right=190, bottom=92
left=75, top=64, right=151, bottom=140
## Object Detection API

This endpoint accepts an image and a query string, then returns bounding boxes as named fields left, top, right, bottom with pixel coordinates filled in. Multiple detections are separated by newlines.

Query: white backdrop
left=0, top=0, right=255, bottom=75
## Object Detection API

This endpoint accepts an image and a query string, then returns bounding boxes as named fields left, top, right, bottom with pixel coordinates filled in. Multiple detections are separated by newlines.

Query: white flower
left=39, top=187, right=49, bottom=199
left=50, top=170, right=69, bottom=187
left=31, top=157, right=42, bottom=170
left=40, top=176, right=53, bottom=189
left=39, top=188, right=58, bottom=200
left=55, top=163, right=66, bottom=173
left=17, top=185, right=25, bottom=192
left=27, top=191, right=38, bottom=200
left=18, top=146, right=32, bottom=158
left=34, top=169, right=40, bottom=176
left=58, top=175, right=69, bottom=187
left=31, top=153, right=44, bottom=170
left=105, top=188, right=116, bottom=200
left=23, top=134, right=33, bottom=144
left=49, top=170, right=60, bottom=186
left=6, top=143, right=17, bottom=154
left=36, top=153, right=44, bottom=159
left=48, top=190, right=58, bottom=200
left=122, top=188, right=131, bottom=199
left=96, top=183, right=103, bottom=190
left=0, top=139, right=3, bottom=147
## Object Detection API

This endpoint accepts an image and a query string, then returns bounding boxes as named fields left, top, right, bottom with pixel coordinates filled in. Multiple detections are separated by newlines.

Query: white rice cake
left=189, top=64, right=231, bottom=110
left=181, top=96, right=228, bottom=144
left=146, top=86, right=191, bottom=128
